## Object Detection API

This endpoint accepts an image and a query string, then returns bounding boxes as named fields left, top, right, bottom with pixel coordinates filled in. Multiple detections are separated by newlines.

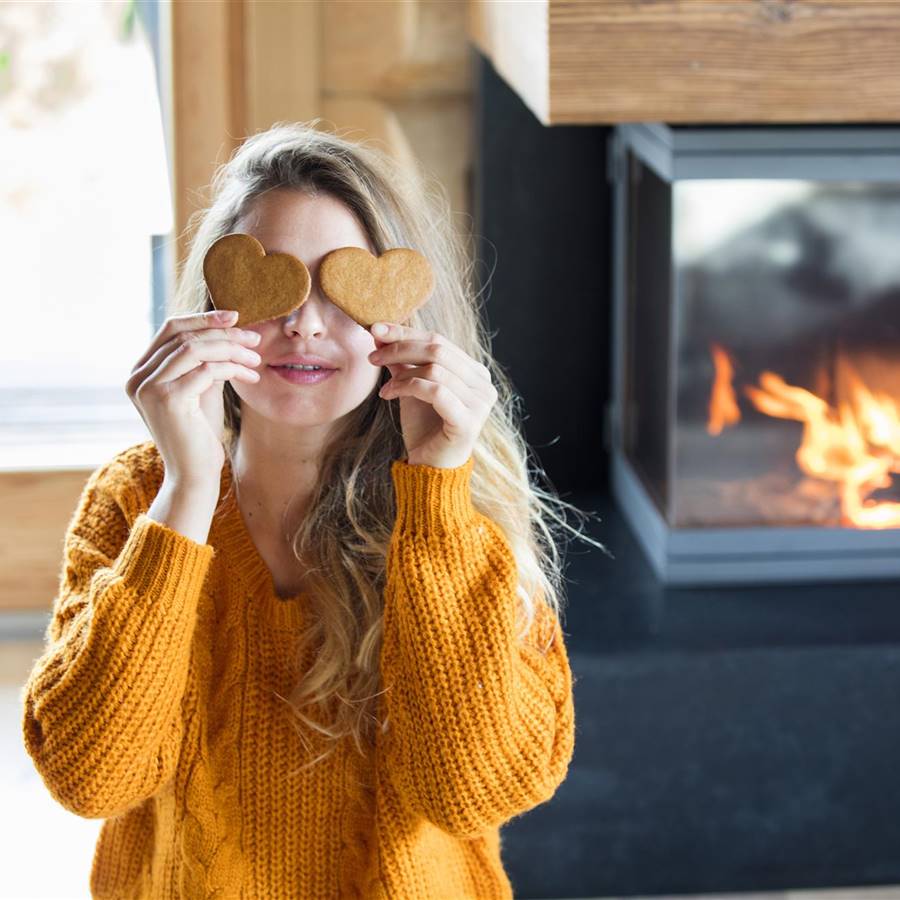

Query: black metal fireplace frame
left=608, top=122, right=900, bottom=586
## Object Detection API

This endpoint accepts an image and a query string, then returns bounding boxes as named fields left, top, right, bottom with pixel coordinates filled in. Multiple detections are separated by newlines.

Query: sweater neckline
left=214, top=455, right=307, bottom=626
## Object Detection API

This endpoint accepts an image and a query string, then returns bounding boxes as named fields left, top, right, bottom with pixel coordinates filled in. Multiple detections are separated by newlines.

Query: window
left=0, top=0, right=171, bottom=471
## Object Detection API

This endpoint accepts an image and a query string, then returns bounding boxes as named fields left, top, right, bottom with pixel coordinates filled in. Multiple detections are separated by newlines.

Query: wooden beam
left=468, top=0, right=548, bottom=123
left=469, top=0, right=900, bottom=125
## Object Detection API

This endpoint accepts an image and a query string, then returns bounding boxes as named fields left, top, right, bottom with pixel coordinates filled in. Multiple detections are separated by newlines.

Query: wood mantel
left=467, top=0, right=900, bottom=125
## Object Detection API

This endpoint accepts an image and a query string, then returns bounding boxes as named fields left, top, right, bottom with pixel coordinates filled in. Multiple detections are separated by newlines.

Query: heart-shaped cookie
left=319, top=246, right=434, bottom=329
left=203, top=232, right=312, bottom=327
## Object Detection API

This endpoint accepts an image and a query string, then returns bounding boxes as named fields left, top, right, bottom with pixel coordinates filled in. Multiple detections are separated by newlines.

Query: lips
left=270, top=365, right=338, bottom=385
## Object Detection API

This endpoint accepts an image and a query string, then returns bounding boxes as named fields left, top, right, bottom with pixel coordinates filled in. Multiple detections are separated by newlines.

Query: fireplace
left=608, top=123, right=900, bottom=586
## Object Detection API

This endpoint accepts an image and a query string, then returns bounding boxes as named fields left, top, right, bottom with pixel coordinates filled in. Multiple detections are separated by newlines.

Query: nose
left=283, top=293, right=327, bottom=336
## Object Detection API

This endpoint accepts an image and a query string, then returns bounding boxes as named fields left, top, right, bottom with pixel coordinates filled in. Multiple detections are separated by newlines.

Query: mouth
left=268, top=365, right=339, bottom=384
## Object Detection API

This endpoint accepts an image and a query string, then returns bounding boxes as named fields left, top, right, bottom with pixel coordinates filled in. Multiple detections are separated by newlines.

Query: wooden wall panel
left=0, top=469, right=93, bottom=612
left=321, top=0, right=474, bottom=217
left=171, top=0, right=246, bottom=268
left=244, top=0, right=320, bottom=133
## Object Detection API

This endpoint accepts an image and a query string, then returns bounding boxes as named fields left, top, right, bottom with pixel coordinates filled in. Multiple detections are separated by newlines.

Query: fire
left=707, top=343, right=741, bottom=436
left=708, top=344, right=900, bottom=528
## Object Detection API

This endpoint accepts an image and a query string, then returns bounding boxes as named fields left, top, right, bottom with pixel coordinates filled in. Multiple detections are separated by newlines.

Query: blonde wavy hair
left=170, top=120, right=606, bottom=773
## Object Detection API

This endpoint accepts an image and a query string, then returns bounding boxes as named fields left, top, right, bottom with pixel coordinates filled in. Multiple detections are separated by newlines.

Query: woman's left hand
left=368, top=322, right=498, bottom=469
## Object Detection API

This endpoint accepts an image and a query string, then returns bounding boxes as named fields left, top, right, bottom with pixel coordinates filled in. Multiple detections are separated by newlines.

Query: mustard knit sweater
left=21, top=439, right=575, bottom=899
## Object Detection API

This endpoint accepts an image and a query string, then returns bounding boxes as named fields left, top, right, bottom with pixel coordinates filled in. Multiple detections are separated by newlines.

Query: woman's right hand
left=125, top=309, right=262, bottom=489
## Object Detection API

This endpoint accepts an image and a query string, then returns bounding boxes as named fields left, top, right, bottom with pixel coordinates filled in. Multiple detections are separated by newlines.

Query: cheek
left=348, top=356, right=386, bottom=397
left=352, top=357, right=385, bottom=388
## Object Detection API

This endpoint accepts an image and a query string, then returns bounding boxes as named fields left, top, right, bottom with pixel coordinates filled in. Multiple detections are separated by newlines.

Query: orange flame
left=707, top=343, right=741, bottom=436
left=708, top=346, right=900, bottom=528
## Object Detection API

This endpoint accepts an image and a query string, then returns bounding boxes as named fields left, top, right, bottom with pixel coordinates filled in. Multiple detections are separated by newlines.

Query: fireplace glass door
left=612, top=124, right=900, bottom=584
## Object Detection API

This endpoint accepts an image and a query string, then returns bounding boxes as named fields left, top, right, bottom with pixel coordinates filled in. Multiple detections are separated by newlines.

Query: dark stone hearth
left=500, top=491, right=900, bottom=898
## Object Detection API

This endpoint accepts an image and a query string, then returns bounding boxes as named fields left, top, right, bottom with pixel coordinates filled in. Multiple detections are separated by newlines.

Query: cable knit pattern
left=20, top=439, right=576, bottom=898
left=339, top=737, right=378, bottom=898
left=178, top=566, right=246, bottom=898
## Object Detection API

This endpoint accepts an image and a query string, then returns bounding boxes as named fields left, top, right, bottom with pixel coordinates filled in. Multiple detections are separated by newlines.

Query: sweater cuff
left=115, top=512, right=216, bottom=600
left=390, top=455, right=477, bottom=535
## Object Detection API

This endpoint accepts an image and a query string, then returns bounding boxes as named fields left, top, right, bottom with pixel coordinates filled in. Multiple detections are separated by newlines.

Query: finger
left=370, top=321, right=441, bottom=354
left=133, top=309, right=256, bottom=372
left=175, top=359, right=262, bottom=393
left=382, top=362, right=479, bottom=406
left=139, top=335, right=262, bottom=389
left=381, top=376, right=470, bottom=432
left=134, top=309, right=226, bottom=370
left=370, top=321, right=415, bottom=341
left=371, top=338, right=492, bottom=388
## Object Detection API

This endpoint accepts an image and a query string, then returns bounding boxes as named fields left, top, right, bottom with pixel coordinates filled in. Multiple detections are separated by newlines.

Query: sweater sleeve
left=20, top=458, right=216, bottom=820
left=378, top=455, right=576, bottom=838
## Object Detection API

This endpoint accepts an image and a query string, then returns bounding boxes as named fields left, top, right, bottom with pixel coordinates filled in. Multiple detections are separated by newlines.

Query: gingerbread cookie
left=318, top=246, right=434, bottom=329
left=202, top=233, right=434, bottom=329
left=202, top=232, right=312, bottom=327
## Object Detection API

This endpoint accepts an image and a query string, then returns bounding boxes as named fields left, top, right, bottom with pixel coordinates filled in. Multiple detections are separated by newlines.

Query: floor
left=7, top=628, right=900, bottom=900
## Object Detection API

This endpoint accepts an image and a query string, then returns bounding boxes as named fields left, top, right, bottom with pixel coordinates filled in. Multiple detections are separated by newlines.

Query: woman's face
left=228, top=188, right=382, bottom=429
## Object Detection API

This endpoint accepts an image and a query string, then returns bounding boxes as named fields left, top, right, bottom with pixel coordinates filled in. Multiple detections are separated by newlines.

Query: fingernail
left=372, top=323, right=388, bottom=336
left=220, top=310, right=238, bottom=321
